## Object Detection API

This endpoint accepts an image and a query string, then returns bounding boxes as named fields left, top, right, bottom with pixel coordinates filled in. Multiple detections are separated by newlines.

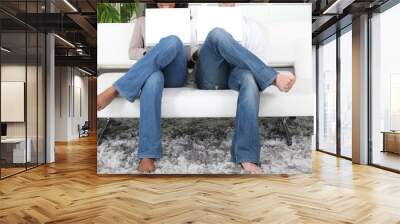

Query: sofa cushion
left=97, top=72, right=314, bottom=118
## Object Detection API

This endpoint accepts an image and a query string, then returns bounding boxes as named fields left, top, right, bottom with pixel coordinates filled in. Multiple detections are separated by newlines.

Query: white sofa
left=97, top=4, right=313, bottom=119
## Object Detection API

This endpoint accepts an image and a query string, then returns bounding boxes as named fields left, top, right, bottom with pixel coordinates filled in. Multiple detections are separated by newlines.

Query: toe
left=138, top=159, right=156, bottom=173
left=250, top=166, right=262, bottom=174
left=241, top=162, right=262, bottom=174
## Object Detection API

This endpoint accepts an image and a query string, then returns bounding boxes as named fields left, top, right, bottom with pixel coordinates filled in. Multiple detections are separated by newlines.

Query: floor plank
left=0, top=135, right=399, bottom=224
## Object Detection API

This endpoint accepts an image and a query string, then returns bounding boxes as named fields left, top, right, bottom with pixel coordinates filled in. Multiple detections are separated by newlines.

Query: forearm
left=129, top=48, right=147, bottom=60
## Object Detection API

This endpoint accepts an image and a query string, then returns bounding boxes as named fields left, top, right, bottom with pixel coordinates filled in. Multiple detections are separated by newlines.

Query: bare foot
left=274, top=72, right=296, bottom=92
left=241, top=162, right=263, bottom=174
left=97, top=86, right=119, bottom=111
left=138, top=158, right=156, bottom=173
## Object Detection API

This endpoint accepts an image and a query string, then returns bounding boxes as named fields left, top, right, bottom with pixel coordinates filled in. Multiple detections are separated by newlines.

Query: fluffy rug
left=97, top=117, right=313, bottom=174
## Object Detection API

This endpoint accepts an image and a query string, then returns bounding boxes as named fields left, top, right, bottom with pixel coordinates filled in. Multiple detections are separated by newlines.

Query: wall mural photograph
left=96, top=2, right=313, bottom=174
left=3, top=0, right=400, bottom=222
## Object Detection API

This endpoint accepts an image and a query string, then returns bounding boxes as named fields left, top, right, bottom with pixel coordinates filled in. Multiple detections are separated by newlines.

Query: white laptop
left=196, top=7, right=243, bottom=44
left=145, top=8, right=191, bottom=47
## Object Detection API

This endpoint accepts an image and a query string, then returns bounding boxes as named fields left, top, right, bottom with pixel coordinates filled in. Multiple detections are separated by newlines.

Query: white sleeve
left=190, top=6, right=200, bottom=61
left=128, top=17, right=146, bottom=60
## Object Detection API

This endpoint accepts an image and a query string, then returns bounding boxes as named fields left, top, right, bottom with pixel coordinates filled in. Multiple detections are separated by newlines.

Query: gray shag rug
left=97, top=117, right=313, bottom=174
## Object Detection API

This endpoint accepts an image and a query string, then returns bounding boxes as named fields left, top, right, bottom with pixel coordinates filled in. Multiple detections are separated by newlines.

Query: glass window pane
left=1, top=7, right=28, bottom=177
left=340, top=29, right=352, bottom=158
left=27, top=30, right=38, bottom=169
left=318, top=37, right=337, bottom=154
left=1, top=0, right=46, bottom=179
left=38, top=32, right=45, bottom=165
left=26, top=0, right=39, bottom=169
left=371, top=3, right=400, bottom=171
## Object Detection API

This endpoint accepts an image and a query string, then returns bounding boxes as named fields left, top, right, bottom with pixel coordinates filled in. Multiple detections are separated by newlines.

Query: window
left=371, top=3, right=400, bottom=171
left=340, top=29, right=352, bottom=158
left=318, top=37, right=337, bottom=154
left=0, top=1, right=47, bottom=179
left=317, top=27, right=353, bottom=159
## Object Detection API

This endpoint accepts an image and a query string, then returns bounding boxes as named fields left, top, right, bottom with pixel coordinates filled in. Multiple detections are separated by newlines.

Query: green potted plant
left=97, top=3, right=120, bottom=23
left=97, top=2, right=141, bottom=23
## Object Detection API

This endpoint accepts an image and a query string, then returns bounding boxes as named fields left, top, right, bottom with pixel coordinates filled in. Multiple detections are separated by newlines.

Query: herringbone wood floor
left=0, top=135, right=400, bottom=224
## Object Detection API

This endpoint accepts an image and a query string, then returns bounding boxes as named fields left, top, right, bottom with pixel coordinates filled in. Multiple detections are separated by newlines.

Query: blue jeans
left=195, top=28, right=277, bottom=91
left=113, top=35, right=188, bottom=159
left=195, top=28, right=278, bottom=164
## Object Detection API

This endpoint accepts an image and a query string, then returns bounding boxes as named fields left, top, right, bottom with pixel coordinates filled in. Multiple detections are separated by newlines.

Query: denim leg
left=113, top=35, right=186, bottom=102
left=228, top=67, right=261, bottom=164
left=138, top=71, right=164, bottom=159
left=163, top=39, right=188, bottom=87
left=195, top=38, right=230, bottom=90
left=202, top=27, right=278, bottom=91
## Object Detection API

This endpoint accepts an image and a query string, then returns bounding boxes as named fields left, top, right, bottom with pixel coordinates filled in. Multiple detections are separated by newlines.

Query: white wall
left=55, top=67, right=89, bottom=141
left=2, top=63, right=46, bottom=163
left=55, top=66, right=68, bottom=141
left=1, top=65, right=41, bottom=138
left=1, top=65, right=26, bottom=129
left=97, top=23, right=136, bottom=68
left=72, top=73, right=89, bottom=138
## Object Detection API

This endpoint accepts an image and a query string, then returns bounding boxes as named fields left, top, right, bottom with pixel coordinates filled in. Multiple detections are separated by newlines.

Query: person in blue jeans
left=97, top=3, right=188, bottom=173
left=195, top=25, right=296, bottom=174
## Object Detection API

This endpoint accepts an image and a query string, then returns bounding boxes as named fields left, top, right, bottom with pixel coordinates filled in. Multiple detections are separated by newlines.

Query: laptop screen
left=145, top=8, right=191, bottom=47
left=196, top=7, right=243, bottom=44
